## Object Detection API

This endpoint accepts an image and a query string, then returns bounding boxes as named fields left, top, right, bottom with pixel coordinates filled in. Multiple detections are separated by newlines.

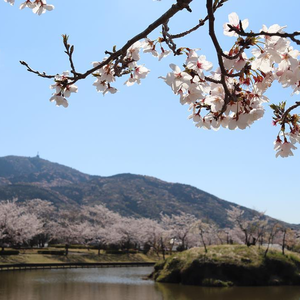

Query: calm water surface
left=0, top=267, right=300, bottom=300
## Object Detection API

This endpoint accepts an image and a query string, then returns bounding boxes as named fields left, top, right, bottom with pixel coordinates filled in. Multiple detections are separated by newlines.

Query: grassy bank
left=152, top=245, right=300, bottom=286
left=0, top=248, right=158, bottom=265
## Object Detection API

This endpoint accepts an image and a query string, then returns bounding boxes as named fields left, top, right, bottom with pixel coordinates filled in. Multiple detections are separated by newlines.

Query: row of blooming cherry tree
left=4, top=0, right=300, bottom=157
left=0, top=199, right=298, bottom=257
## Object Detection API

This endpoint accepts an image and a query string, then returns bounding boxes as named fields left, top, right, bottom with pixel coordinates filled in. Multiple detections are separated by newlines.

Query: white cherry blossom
left=126, top=41, right=142, bottom=61
left=277, top=47, right=299, bottom=75
left=49, top=71, right=77, bottom=107
left=179, top=83, right=203, bottom=105
left=260, top=24, right=287, bottom=46
left=49, top=95, right=68, bottom=108
left=223, top=12, right=249, bottom=37
left=288, top=131, right=300, bottom=144
left=103, top=86, right=117, bottom=95
left=223, top=52, right=248, bottom=71
left=160, top=64, right=192, bottom=94
left=205, top=95, right=224, bottom=112
left=124, top=65, right=150, bottom=86
left=158, top=48, right=171, bottom=61
left=142, top=39, right=159, bottom=57
left=19, top=0, right=35, bottom=9
left=251, top=49, right=274, bottom=73
left=274, top=139, right=297, bottom=158
left=186, top=55, right=213, bottom=79
left=4, top=0, right=14, bottom=5
left=93, top=79, right=108, bottom=93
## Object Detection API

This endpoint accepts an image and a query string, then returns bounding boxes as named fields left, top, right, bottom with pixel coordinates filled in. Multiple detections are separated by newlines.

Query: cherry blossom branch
left=71, top=0, right=193, bottom=82
left=20, top=0, right=194, bottom=85
left=14, top=0, right=300, bottom=158
left=228, top=25, right=300, bottom=46
left=162, top=0, right=229, bottom=56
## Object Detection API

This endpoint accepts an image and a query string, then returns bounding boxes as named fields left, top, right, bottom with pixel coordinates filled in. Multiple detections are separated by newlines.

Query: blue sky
left=0, top=0, right=299, bottom=223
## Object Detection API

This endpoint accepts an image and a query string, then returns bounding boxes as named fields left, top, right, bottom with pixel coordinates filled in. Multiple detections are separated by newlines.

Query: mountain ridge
left=0, top=155, right=296, bottom=228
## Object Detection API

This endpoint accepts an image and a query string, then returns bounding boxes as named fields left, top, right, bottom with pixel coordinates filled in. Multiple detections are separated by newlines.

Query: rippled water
left=0, top=267, right=300, bottom=300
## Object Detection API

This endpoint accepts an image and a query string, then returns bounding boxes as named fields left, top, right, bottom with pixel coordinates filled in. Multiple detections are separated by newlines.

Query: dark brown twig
left=62, top=35, right=77, bottom=76
left=281, top=101, right=300, bottom=129
left=170, top=0, right=228, bottom=39
left=19, top=61, right=56, bottom=79
left=207, top=0, right=233, bottom=108
left=21, top=0, right=194, bottom=85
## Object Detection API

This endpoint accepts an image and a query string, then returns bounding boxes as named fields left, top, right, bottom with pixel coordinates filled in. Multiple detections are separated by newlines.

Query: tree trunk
left=282, top=230, right=286, bottom=255
left=65, top=244, right=69, bottom=256
left=264, top=241, right=270, bottom=257
left=160, top=238, right=165, bottom=260
left=162, top=247, right=165, bottom=260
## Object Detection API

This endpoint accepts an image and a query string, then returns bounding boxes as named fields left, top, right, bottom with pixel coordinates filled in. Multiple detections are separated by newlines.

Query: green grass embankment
left=0, top=248, right=158, bottom=265
left=152, top=245, right=300, bottom=287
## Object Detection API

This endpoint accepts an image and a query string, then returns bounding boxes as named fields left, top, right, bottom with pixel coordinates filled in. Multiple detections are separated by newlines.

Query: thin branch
left=21, top=0, right=194, bottom=85
left=68, top=0, right=193, bottom=83
left=170, top=0, right=228, bottom=39
left=206, top=0, right=232, bottom=105
left=62, top=35, right=77, bottom=76
left=204, top=76, right=221, bottom=84
left=228, top=25, right=300, bottom=45
left=19, top=61, right=56, bottom=79
left=171, top=19, right=208, bottom=39
left=162, top=20, right=178, bottom=55
left=281, top=101, right=300, bottom=127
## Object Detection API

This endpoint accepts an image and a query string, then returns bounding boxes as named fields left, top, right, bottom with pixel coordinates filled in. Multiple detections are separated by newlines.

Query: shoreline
left=0, top=261, right=155, bottom=272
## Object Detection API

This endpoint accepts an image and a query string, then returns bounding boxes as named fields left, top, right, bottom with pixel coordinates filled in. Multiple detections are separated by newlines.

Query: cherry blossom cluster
left=92, top=39, right=170, bottom=95
left=271, top=101, right=300, bottom=158
left=4, top=0, right=54, bottom=15
left=159, top=12, right=300, bottom=157
left=50, top=71, right=78, bottom=108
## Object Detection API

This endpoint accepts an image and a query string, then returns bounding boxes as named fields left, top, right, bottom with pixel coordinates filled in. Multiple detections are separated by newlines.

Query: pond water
left=0, top=266, right=300, bottom=300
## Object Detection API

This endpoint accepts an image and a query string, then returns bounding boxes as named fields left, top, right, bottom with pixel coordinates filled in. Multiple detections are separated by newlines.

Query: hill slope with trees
left=0, top=155, right=295, bottom=228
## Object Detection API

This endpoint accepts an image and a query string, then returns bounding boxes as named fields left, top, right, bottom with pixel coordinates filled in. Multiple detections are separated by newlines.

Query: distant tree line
left=0, top=199, right=298, bottom=258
